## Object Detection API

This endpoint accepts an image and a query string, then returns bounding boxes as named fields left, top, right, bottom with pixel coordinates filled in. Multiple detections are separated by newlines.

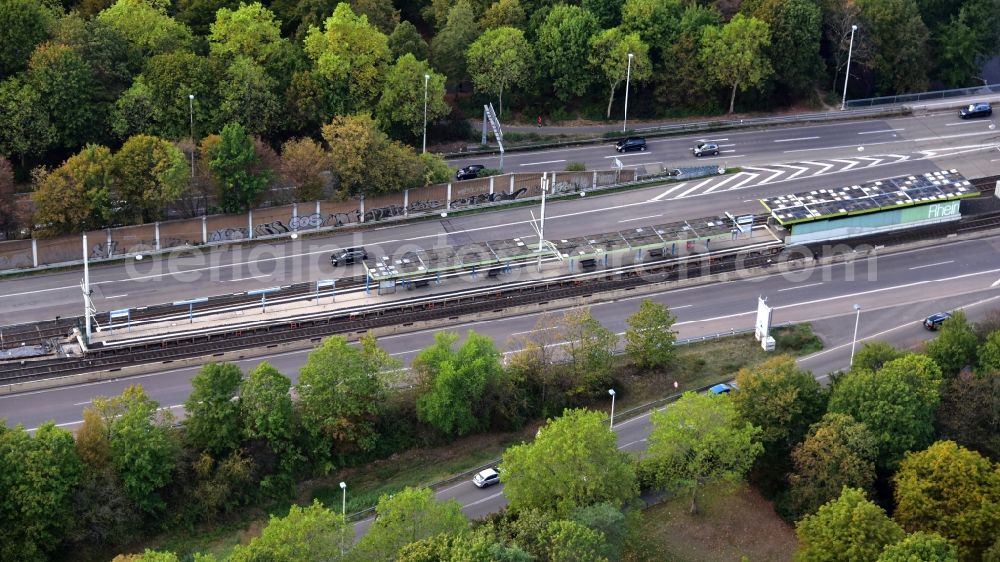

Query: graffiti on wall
left=449, top=187, right=529, bottom=209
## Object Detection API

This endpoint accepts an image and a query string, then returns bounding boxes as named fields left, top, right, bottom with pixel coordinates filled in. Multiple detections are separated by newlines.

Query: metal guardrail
left=847, top=83, right=1000, bottom=108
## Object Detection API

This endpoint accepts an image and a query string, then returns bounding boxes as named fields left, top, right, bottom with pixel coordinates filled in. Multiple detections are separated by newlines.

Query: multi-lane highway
left=1, top=111, right=999, bottom=326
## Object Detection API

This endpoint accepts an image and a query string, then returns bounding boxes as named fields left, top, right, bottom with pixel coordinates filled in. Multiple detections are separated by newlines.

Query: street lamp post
left=841, top=25, right=858, bottom=111
left=608, top=389, right=616, bottom=428
left=623, top=53, right=634, bottom=133
left=422, top=73, right=430, bottom=154
left=537, top=172, right=548, bottom=253
left=849, top=304, right=861, bottom=366
left=339, top=481, right=347, bottom=555
left=188, top=94, right=196, bottom=176
left=82, top=233, right=91, bottom=343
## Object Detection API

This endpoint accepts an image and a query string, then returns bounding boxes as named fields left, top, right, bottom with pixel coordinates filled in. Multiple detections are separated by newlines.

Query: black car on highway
left=456, top=164, right=485, bottom=181
left=331, top=247, right=368, bottom=267
left=959, top=102, right=992, bottom=119
left=923, top=312, right=952, bottom=330
left=615, top=137, right=647, bottom=152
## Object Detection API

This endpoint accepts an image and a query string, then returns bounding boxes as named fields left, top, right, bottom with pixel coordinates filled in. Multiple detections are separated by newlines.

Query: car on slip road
left=923, top=312, right=952, bottom=330
left=456, top=164, right=485, bottom=181
left=473, top=468, right=500, bottom=488
left=959, top=102, right=992, bottom=119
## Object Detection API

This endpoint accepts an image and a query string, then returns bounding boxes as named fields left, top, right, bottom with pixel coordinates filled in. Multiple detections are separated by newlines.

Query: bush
left=478, top=167, right=504, bottom=177
left=772, top=324, right=823, bottom=355
left=564, top=162, right=586, bottom=171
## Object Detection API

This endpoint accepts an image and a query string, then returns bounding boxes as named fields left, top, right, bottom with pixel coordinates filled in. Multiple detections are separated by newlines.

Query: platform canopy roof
left=760, top=169, right=977, bottom=225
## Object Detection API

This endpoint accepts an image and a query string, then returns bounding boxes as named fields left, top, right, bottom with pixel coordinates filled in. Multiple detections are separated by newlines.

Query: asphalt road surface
left=2, top=110, right=999, bottom=325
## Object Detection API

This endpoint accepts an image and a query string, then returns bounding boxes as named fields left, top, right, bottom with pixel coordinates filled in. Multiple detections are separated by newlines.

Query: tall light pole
left=849, top=304, right=861, bottom=366
left=188, top=94, right=196, bottom=176
left=537, top=173, right=548, bottom=253
left=339, top=481, right=347, bottom=555
left=608, top=389, right=616, bottom=428
left=841, top=25, right=858, bottom=111
left=422, top=73, right=430, bottom=154
left=82, top=233, right=91, bottom=343
left=623, top=53, right=634, bottom=133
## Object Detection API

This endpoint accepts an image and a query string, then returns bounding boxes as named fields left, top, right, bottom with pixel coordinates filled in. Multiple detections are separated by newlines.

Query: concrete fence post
left=292, top=203, right=298, bottom=231
left=106, top=228, right=112, bottom=257
left=315, top=201, right=321, bottom=216
left=154, top=222, right=161, bottom=251
left=248, top=210, right=254, bottom=240
left=403, top=189, right=409, bottom=216
left=359, top=196, right=365, bottom=223
left=446, top=183, right=452, bottom=211
left=592, top=171, right=598, bottom=189
left=489, top=176, right=494, bottom=195
left=201, top=216, right=207, bottom=244
left=510, top=174, right=515, bottom=194
left=31, top=239, right=38, bottom=268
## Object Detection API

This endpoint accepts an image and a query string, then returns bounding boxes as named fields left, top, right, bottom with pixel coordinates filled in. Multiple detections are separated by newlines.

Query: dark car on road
left=331, top=247, right=368, bottom=267
left=959, top=102, right=992, bottom=119
left=923, top=312, right=952, bottom=330
left=693, top=142, right=720, bottom=157
left=615, top=137, right=647, bottom=152
left=456, top=164, right=485, bottom=181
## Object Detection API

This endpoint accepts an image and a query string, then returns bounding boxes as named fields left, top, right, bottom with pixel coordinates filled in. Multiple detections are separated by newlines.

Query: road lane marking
left=519, top=159, right=565, bottom=166
left=782, top=129, right=998, bottom=153
left=831, top=158, right=859, bottom=171
left=648, top=183, right=687, bottom=201
left=728, top=173, right=761, bottom=190
left=777, top=282, right=824, bottom=292
left=775, top=163, right=809, bottom=180
left=228, top=274, right=270, bottom=282
left=908, top=260, right=954, bottom=270
left=618, top=214, right=663, bottom=223
left=461, top=492, right=504, bottom=509
left=104, top=294, right=129, bottom=299
left=993, top=278, right=1000, bottom=287
left=774, top=136, right=820, bottom=142
left=744, top=166, right=784, bottom=184
left=676, top=179, right=713, bottom=198
left=801, top=160, right=834, bottom=175
left=73, top=400, right=92, bottom=406
left=702, top=173, right=744, bottom=193
left=858, top=129, right=904, bottom=134
left=945, top=120, right=988, bottom=126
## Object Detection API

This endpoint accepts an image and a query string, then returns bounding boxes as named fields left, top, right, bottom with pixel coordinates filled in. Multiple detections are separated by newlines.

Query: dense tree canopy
left=794, top=487, right=905, bottom=562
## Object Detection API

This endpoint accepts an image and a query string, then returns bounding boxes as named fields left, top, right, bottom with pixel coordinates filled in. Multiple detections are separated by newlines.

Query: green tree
left=241, top=362, right=299, bottom=491
left=570, top=502, right=628, bottom=562
left=645, top=391, right=763, bottom=514
left=581, top=0, right=620, bottom=28
left=794, top=487, right=905, bottom=562
left=745, top=0, right=823, bottom=96
left=96, top=385, right=178, bottom=513
left=296, top=334, right=396, bottom=470
left=699, top=14, right=772, bottom=114
left=501, top=408, right=639, bottom=515
left=588, top=28, right=652, bottom=119
left=731, top=355, right=826, bottom=457
left=480, top=0, right=526, bottom=30
left=207, top=123, right=271, bottom=213
left=0, top=0, right=53, bottom=76
left=926, top=310, right=979, bottom=376
left=466, top=26, right=531, bottom=118
left=828, top=353, right=942, bottom=469
left=0, top=157, right=17, bottom=238
left=52, top=15, right=143, bottom=106
left=535, top=4, right=599, bottom=103
left=853, top=0, right=929, bottom=94
left=544, top=519, right=610, bottom=562
left=351, top=0, right=399, bottom=34
left=787, top=413, right=879, bottom=519
left=113, top=134, right=189, bottom=224
left=97, top=0, right=194, bottom=58
left=0, top=422, right=82, bottom=562
left=209, top=2, right=285, bottom=65
left=27, top=42, right=100, bottom=150
left=979, top=330, right=1000, bottom=372
left=376, top=54, right=449, bottom=139
left=430, top=0, right=480, bottom=85
left=559, top=308, right=618, bottom=398
left=851, top=341, right=902, bottom=373
left=877, top=532, right=957, bottom=562
left=619, top=0, right=683, bottom=61
left=652, top=5, right=720, bottom=111
left=353, top=486, right=469, bottom=562
left=321, top=112, right=425, bottom=197
left=397, top=530, right=533, bottom=562
left=229, top=500, right=349, bottom=562
left=893, top=440, right=1000, bottom=560
left=123, top=50, right=220, bottom=140
left=389, top=20, right=429, bottom=61
left=183, top=363, right=243, bottom=455
left=31, top=144, right=114, bottom=236
left=217, top=57, right=281, bottom=136
left=415, top=330, right=505, bottom=437
left=304, top=2, right=391, bottom=113
left=0, top=79, right=56, bottom=167
left=936, top=371, right=1000, bottom=460
left=624, top=299, right=678, bottom=371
